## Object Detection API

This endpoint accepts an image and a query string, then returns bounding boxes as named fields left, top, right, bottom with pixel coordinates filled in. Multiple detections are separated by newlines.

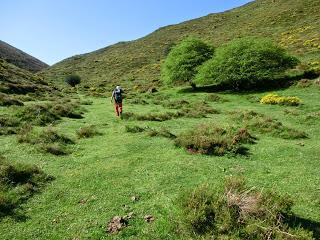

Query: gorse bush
left=0, top=155, right=53, bottom=218
left=195, top=37, right=299, bottom=90
left=161, top=37, right=214, bottom=87
left=260, top=93, right=302, bottom=106
left=175, top=124, right=255, bottom=156
left=180, top=177, right=314, bottom=239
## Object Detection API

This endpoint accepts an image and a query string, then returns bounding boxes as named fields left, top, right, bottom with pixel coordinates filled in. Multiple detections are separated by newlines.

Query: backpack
left=114, top=89, right=122, bottom=102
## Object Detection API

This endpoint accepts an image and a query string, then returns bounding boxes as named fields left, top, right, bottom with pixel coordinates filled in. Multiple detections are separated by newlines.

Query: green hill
left=0, top=40, right=48, bottom=73
left=42, top=0, right=320, bottom=89
left=0, top=58, right=54, bottom=97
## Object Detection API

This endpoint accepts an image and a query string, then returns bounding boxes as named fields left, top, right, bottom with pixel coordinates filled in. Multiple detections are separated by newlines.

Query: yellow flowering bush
left=260, top=93, right=301, bottom=106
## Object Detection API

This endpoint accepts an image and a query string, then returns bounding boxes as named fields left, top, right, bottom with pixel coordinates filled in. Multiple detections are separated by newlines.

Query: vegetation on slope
left=0, top=40, right=48, bottom=72
left=42, top=0, right=320, bottom=89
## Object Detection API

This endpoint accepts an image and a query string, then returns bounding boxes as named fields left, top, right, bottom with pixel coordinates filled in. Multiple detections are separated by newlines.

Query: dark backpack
left=114, top=89, right=122, bottom=102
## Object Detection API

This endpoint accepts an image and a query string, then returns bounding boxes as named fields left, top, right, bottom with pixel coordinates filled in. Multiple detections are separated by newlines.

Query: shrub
left=0, top=93, right=24, bottom=106
left=76, top=125, right=100, bottom=138
left=195, top=37, right=299, bottom=90
left=174, top=124, right=255, bottom=155
left=65, top=74, right=81, bottom=87
left=180, top=177, right=314, bottom=239
left=0, top=155, right=53, bottom=218
left=260, top=93, right=302, bottom=106
left=161, top=37, right=214, bottom=87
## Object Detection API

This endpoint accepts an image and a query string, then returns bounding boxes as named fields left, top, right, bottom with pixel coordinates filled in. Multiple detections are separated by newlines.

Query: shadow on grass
left=284, top=214, right=320, bottom=239
left=178, top=71, right=320, bottom=94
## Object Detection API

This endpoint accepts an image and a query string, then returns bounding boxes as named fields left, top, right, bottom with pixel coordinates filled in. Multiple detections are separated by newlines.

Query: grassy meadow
left=0, top=83, right=320, bottom=239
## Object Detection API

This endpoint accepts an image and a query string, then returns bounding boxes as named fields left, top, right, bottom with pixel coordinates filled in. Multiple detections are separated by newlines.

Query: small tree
left=65, top=74, right=81, bottom=87
left=195, top=37, right=299, bottom=90
left=161, top=37, right=214, bottom=88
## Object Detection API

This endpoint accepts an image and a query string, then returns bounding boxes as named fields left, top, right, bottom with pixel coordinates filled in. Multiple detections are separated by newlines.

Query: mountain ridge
left=0, top=40, right=48, bottom=73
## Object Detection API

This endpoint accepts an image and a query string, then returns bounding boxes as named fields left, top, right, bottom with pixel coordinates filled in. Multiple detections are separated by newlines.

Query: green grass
left=0, top=85, right=319, bottom=239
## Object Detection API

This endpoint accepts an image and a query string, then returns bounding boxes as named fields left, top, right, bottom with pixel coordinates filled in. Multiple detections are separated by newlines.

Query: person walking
left=111, top=86, right=124, bottom=117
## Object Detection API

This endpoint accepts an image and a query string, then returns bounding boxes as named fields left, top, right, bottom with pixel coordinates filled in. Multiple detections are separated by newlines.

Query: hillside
left=0, top=40, right=48, bottom=72
left=0, top=58, right=54, bottom=97
left=42, top=0, right=320, bottom=89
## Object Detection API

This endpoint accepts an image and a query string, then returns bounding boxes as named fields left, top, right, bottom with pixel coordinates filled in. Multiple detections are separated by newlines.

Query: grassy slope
left=0, top=40, right=48, bottom=73
left=42, top=0, right=320, bottom=88
left=0, top=86, right=319, bottom=239
left=0, top=59, right=55, bottom=95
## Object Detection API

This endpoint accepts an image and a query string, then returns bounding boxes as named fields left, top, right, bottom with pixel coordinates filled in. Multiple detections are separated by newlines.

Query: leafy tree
left=65, top=74, right=81, bottom=87
left=195, top=37, right=299, bottom=90
left=161, top=37, right=214, bottom=88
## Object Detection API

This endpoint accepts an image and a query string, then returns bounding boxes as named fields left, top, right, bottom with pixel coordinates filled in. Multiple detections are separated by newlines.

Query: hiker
left=111, top=86, right=124, bottom=117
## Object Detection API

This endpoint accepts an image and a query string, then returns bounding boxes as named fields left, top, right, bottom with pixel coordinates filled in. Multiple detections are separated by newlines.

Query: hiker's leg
left=119, top=102, right=123, bottom=114
left=115, top=103, right=119, bottom=116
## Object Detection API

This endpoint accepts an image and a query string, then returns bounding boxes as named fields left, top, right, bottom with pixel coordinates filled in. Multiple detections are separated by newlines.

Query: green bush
left=195, top=37, right=299, bottom=90
left=180, top=177, right=314, bottom=239
left=161, top=37, right=214, bottom=87
left=65, top=74, right=81, bottom=87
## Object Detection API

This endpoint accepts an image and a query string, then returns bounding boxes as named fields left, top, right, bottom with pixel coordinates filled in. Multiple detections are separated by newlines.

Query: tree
left=161, top=37, right=214, bottom=88
left=195, top=37, right=299, bottom=90
left=65, top=74, right=81, bottom=87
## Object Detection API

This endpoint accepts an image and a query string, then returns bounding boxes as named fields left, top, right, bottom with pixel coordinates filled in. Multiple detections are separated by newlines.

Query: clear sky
left=1, top=0, right=252, bottom=65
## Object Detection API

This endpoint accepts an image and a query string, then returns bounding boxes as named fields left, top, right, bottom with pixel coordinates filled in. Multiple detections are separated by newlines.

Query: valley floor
left=0, top=86, right=320, bottom=239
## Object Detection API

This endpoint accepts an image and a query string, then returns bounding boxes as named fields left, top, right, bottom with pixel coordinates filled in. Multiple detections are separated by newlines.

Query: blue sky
left=1, top=0, right=252, bottom=65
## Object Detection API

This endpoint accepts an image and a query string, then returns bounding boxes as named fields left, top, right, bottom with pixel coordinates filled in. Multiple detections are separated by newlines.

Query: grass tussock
left=0, top=93, right=24, bottom=106
left=123, top=105, right=219, bottom=122
left=17, top=126, right=75, bottom=155
left=205, top=94, right=229, bottom=103
left=230, top=110, right=307, bottom=139
left=16, top=101, right=83, bottom=126
left=146, top=127, right=176, bottom=139
left=0, top=155, right=53, bottom=218
left=0, top=114, right=20, bottom=135
left=125, top=125, right=176, bottom=139
left=180, top=176, right=314, bottom=239
left=76, top=125, right=100, bottom=138
left=175, top=124, right=256, bottom=156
